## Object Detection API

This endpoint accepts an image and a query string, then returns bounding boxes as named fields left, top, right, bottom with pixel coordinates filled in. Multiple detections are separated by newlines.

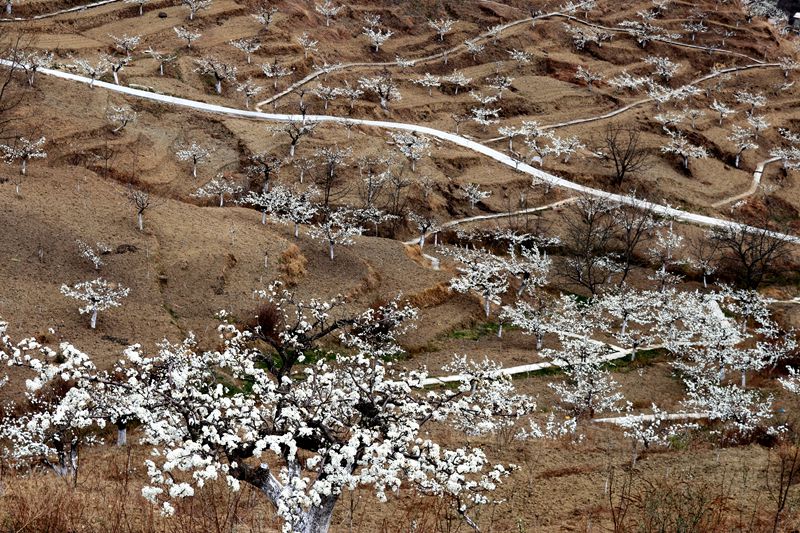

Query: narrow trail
left=0, top=0, right=122, bottom=22
left=420, top=334, right=641, bottom=386
left=711, top=156, right=782, bottom=208
left=592, top=412, right=709, bottom=424
left=8, top=60, right=796, bottom=245
left=403, top=197, right=578, bottom=247
left=255, top=5, right=768, bottom=109
left=481, top=62, right=781, bottom=145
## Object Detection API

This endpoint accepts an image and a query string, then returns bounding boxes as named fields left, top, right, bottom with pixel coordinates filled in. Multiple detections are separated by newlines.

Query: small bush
left=278, top=244, right=307, bottom=286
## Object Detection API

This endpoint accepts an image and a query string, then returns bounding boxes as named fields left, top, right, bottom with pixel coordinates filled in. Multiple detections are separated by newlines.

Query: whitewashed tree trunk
left=419, top=233, right=425, bottom=248
left=159, top=63, right=164, bottom=76
left=219, top=194, right=224, bottom=207
left=192, top=162, right=198, bottom=178
left=113, top=70, right=120, bottom=84
left=20, top=158, right=26, bottom=175
left=329, top=241, right=335, bottom=261
left=536, top=333, right=543, bottom=350
left=215, top=79, right=222, bottom=94
left=294, top=223, right=300, bottom=238
left=262, top=211, right=267, bottom=224
left=290, top=143, right=296, bottom=157
left=483, top=296, right=490, bottom=318
left=117, top=425, right=127, bottom=446
left=90, top=308, right=98, bottom=329
left=137, top=212, right=144, bottom=231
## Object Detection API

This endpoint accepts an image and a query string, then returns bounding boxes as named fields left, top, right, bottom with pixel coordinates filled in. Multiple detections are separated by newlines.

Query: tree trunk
left=483, top=296, right=490, bottom=318
left=5, top=1, right=10, bottom=15
left=215, top=79, right=222, bottom=94
left=741, top=371, right=746, bottom=388
left=219, top=194, right=225, bottom=207
left=294, top=223, right=300, bottom=238
left=329, top=241, right=335, bottom=261
left=419, top=233, right=425, bottom=248
left=497, top=323, right=503, bottom=338
left=20, top=158, right=26, bottom=175
left=536, top=333, right=543, bottom=351
left=290, top=143, right=296, bottom=157
left=192, top=162, right=197, bottom=178
left=159, top=63, right=164, bottom=76
left=90, top=308, right=98, bottom=329
left=137, top=212, right=144, bottom=231
left=262, top=211, right=267, bottom=224
left=113, top=70, right=120, bottom=85
left=735, top=153, right=741, bottom=168
left=117, top=424, right=127, bottom=446
left=139, top=3, right=143, bottom=15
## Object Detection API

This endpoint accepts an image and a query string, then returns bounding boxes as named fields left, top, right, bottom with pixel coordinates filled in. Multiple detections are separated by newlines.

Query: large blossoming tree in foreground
left=0, top=283, right=534, bottom=533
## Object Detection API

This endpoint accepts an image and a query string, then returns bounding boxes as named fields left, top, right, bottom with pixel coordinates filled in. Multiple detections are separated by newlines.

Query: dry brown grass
left=277, top=243, right=308, bottom=287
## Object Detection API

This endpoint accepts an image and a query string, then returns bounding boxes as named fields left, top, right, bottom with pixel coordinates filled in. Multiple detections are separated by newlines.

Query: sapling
left=60, top=278, right=129, bottom=329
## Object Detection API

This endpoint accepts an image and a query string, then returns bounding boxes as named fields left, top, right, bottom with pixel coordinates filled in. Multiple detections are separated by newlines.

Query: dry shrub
left=277, top=244, right=307, bottom=286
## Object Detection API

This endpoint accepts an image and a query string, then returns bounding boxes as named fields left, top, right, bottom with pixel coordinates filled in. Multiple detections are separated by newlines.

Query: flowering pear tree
left=315, top=0, right=341, bottom=26
left=252, top=5, right=278, bottom=29
left=182, top=0, right=211, bottom=21
left=76, top=240, right=107, bottom=270
left=262, top=60, right=293, bottom=94
left=727, top=125, right=758, bottom=168
left=70, top=58, right=109, bottom=88
left=443, top=70, right=471, bottom=95
left=413, top=73, right=441, bottom=97
left=462, top=182, right=491, bottom=210
left=710, top=99, right=734, bottom=125
left=388, top=132, right=430, bottom=172
left=1, top=136, right=46, bottom=175
left=174, top=26, right=201, bottom=48
left=230, top=38, right=261, bottom=64
left=543, top=332, right=624, bottom=419
left=175, top=142, right=211, bottom=178
left=442, top=247, right=509, bottom=318
left=104, top=284, right=532, bottom=532
left=110, top=33, right=141, bottom=56
left=106, top=104, right=136, bottom=133
left=661, top=130, right=708, bottom=169
left=309, top=208, right=363, bottom=260
left=271, top=121, right=317, bottom=157
left=236, top=78, right=263, bottom=109
left=575, top=66, right=603, bottom=92
left=500, top=295, right=555, bottom=350
left=144, top=48, right=176, bottom=76
left=194, top=56, right=237, bottom=94
left=428, top=18, right=455, bottom=41
left=0, top=328, right=102, bottom=484
left=103, top=54, right=131, bottom=85
left=60, top=278, right=129, bottom=329
left=281, top=186, right=319, bottom=237
left=362, top=25, right=393, bottom=52
left=16, top=50, right=54, bottom=87
left=358, top=72, right=401, bottom=111
left=734, top=90, right=766, bottom=116
left=644, top=55, right=680, bottom=82
left=193, top=174, right=243, bottom=206
left=297, top=32, right=318, bottom=59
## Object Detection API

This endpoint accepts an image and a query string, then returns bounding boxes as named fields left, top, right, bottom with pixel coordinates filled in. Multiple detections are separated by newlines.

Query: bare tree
left=127, top=187, right=153, bottom=231
left=711, top=222, right=791, bottom=289
left=561, top=195, right=619, bottom=295
left=595, top=124, right=651, bottom=188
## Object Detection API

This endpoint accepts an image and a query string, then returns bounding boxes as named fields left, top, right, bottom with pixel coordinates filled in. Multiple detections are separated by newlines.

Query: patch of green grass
left=447, top=321, right=515, bottom=341
left=609, top=347, right=670, bottom=372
